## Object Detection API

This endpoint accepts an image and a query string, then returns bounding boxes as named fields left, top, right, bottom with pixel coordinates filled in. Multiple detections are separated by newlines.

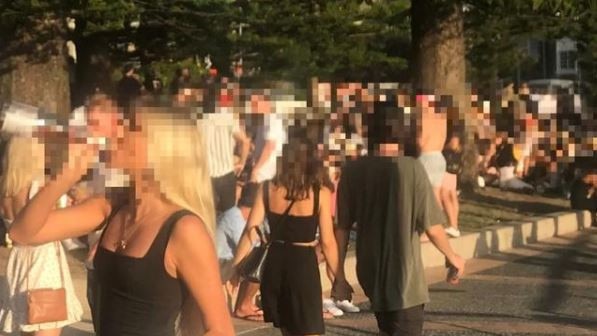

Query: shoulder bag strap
left=255, top=197, right=296, bottom=245
left=263, top=181, right=270, bottom=213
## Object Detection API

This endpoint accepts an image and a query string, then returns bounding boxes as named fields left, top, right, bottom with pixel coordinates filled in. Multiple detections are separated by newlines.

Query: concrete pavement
left=237, top=228, right=597, bottom=335
left=2, top=229, right=596, bottom=335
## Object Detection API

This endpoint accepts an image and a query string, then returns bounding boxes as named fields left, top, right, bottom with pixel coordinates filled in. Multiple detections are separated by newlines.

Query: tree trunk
left=411, top=0, right=478, bottom=191
left=0, top=14, right=70, bottom=120
left=411, top=1, right=466, bottom=94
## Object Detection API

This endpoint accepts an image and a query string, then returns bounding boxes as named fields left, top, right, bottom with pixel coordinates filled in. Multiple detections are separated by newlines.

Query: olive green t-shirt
left=337, top=156, right=445, bottom=312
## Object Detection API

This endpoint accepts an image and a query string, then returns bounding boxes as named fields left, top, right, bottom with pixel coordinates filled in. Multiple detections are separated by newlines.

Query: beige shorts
left=419, top=151, right=447, bottom=187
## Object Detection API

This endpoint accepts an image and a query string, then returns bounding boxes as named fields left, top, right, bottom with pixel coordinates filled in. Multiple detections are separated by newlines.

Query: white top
left=255, top=113, right=286, bottom=183
left=199, top=113, right=241, bottom=178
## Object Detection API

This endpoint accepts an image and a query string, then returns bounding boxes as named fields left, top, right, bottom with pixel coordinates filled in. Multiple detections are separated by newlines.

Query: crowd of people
left=0, top=66, right=594, bottom=336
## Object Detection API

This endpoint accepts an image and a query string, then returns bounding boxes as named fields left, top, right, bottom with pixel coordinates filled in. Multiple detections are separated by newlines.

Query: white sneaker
left=445, top=227, right=461, bottom=238
left=335, top=300, right=360, bottom=313
left=323, top=299, right=344, bottom=317
left=62, top=238, right=86, bottom=251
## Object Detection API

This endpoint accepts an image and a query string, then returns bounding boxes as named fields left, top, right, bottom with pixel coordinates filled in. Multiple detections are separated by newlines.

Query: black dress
left=94, top=209, right=191, bottom=336
left=260, top=182, right=325, bottom=334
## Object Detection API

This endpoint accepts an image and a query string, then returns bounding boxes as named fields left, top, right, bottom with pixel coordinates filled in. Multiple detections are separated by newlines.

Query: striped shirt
left=200, top=112, right=241, bottom=178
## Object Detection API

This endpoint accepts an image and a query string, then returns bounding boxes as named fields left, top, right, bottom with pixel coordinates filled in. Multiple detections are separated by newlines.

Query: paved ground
left=1, top=229, right=596, bottom=336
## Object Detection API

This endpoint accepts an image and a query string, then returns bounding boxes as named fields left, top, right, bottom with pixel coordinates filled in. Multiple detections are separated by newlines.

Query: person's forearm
left=321, top=239, right=340, bottom=282
left=426, top=224, right=457, bottom=263
left=334, top=227, right=350, bottom=279
left=238, top=139, right=250, bottom=169
left=232, top=230, right=256, bottom=266
left=10, top=171, right=80, bottom=244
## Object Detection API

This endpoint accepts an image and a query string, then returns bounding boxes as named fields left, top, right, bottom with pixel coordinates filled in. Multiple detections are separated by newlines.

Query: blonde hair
left=0, top=136, right=45, bottom=197
left=138, top=108, right=216, bottom=237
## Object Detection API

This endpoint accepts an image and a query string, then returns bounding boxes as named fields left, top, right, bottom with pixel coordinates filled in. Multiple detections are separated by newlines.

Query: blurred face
left=449, top=136, right=460, bottom=149
left=417, top=95, right=435, bottom=114
left=107, top=115, right=148, bottom=179
left=495, top=132, right=507, bottom=145
left=250, top=94, right=271, bottom=114
left=174, top=88, right=202, bottom=106
left=87, top=98, right=122, bottom=140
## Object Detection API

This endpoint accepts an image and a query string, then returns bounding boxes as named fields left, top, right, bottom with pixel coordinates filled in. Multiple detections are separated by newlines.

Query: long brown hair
left=272, top=123, right=330, bottom=201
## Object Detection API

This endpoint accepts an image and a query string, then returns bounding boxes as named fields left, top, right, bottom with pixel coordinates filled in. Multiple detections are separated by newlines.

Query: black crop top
left=264, top=181, right=320, bottom=244
left=94, top=209, right=192, bottom=336
left=443, top=148, right=463, bottom=175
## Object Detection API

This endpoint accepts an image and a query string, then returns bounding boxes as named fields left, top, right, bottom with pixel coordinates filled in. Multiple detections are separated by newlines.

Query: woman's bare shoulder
left=170, top=213, right=212, bottom=247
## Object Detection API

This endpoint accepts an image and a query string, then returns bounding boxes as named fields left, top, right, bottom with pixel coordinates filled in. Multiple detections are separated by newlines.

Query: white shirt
left=255, top=114, right=286, bottom=183
left=200, top=112, right=241, bottom=178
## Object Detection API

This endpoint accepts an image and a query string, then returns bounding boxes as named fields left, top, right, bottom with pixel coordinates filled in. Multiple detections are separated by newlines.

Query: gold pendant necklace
left=117, top=212, right=138, bottom=251
left=117, top=239, right=128, bottom=250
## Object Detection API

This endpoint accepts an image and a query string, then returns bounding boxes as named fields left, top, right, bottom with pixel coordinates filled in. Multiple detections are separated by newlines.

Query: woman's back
left=260, top=181, right=326, bottom=335
left=265, top=182, right=319, bottom=244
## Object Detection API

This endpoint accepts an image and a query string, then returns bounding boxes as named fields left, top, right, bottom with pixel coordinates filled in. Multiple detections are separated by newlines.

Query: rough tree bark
left=0, top=14, right=70, bottom=120
left=411, top=0, right=478, bottom=191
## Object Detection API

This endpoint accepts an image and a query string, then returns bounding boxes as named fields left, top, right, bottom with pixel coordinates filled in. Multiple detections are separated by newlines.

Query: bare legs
left=234, top=204, right=264, bottom=321
left=440, top=188, right=459, bottom=230
left=233, top=281, right=263, bottom=321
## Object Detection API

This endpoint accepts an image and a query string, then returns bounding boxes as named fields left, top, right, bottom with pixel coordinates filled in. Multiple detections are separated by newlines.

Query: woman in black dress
left=233, top=124, right=343, bottom=335
left=9, top=98, right=234, bottom=336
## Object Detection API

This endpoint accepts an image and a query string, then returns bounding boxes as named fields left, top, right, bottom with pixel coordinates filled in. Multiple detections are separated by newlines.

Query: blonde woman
left=8, top=106, right=234, bottom=336
left=0, top=136, right=83, bottom=336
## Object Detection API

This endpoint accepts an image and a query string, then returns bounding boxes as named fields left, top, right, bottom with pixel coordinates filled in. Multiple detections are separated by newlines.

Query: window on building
left=559, top=50, right=577, bottom=71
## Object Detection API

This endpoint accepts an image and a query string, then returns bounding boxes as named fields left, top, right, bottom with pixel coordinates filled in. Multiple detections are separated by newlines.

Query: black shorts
left=212, top=172, right=237, bottom=213
left=375, top=305, right=425, bottom=336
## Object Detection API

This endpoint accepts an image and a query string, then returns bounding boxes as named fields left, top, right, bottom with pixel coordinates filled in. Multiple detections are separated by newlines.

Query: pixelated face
left=250, top=94, right=271, bottom=114
left=107, top=118, right=147, bottom=175
left=417, top=95, right=436, bottom=114
left=87, top=98, right=121, bottom=139
left=175, top=88, right=203, bottom=105
left=449, top=136, right=460, bottom=148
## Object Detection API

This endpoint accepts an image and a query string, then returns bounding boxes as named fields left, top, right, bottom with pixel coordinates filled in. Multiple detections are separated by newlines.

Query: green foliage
left=465, top=0, right=597, bottom=100
left=1, top=0, right=596, bottom=103
left=236, top=0, right=410, bottom=81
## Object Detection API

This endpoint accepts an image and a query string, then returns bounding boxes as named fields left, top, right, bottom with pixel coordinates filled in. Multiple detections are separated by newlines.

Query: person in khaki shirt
left=332, top=100, right=465, bottom=336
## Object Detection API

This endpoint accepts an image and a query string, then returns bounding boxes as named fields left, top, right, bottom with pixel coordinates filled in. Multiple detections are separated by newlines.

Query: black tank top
left=94, top=208, right=192, bottom=336
left=264, top=181, right=320, bottom=243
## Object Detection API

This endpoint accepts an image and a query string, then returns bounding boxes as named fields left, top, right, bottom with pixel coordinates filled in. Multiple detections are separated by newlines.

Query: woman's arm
left=232, top=184, right=265, bottom=266
left=170, top=215, right=235, bottom=336
left=318, top=187, right=341, bottom=282
left=9, top=169, right=110, bottom=246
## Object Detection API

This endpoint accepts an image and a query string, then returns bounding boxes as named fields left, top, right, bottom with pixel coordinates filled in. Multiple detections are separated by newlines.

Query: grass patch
left=459, top=187, right=569, bottom=232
